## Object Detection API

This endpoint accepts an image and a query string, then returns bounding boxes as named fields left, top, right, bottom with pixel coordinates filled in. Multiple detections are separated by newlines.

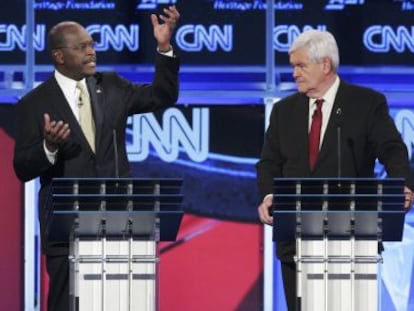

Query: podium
left=45, top=178, right=184, bottom=311
left=272, top=178, right=406, bottom=311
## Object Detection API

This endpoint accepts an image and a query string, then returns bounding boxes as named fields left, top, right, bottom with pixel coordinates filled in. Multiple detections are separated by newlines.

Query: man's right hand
left=43, top=113, right=70, bottom=152
left=258, top=194, right=273, bottom=225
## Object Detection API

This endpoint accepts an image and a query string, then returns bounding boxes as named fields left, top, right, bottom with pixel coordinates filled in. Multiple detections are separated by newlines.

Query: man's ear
left=52, top=49, right=64, bottom=64
left=322, top=56, right=332, bottom=73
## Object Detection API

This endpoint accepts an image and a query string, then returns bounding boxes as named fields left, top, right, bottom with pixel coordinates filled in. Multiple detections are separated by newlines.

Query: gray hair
left=289, top=30, right=340, bottom=72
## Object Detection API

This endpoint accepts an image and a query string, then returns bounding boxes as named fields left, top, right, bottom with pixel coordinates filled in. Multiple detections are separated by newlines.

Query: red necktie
left=309, top=99, right=324, bottom=170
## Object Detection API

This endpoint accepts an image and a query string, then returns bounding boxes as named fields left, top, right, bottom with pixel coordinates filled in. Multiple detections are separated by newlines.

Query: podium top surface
left=273, top=177, right=404, bottom=190
left=46, top=178, right=183, bottom=212
left=51, top=177, right=183, bottom=193
left=273, top=177, right=404, bottom=187
left=272, top=177, right=405, bottom=212
left=271, top=178, right=406, bottom=241
left=45, top=178, right=185, bottom=241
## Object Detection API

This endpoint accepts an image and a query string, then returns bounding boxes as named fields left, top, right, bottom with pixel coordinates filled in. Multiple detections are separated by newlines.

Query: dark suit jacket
left=256, top=79, right=412, bottom=261
left=13, top=53, right=180, bottom=255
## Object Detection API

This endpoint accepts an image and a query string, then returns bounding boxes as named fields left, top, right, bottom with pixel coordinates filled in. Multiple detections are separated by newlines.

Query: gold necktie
left=76, top=82, right=95, bottom=152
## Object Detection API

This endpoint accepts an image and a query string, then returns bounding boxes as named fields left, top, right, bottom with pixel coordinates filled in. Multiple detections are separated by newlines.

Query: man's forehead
left=289, top=48, right=311, bottom=62
left=63, top=27, right=91, bottom=41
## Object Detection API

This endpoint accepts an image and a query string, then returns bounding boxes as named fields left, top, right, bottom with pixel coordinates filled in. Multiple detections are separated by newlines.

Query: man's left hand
left=151, top=5, right=180, bottom=51
left=404, top=186, right=413, bottom=211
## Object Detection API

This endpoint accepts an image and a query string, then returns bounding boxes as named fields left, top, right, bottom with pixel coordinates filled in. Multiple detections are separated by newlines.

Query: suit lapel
left=48, top=78, right=83, bottom=136
left=48, top=77, right=94, bottom=153
left=294, top=95, right=312, bottom=173
left=297, top=95, right=310, bottom=148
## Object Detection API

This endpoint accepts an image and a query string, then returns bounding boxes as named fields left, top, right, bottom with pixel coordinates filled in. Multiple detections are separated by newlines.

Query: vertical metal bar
left=377, top=182, right=384, bottom=311
left=73, top=181, right=79, bottom=211
left=153, top=182, right=161, bottom=311
left=323, top=236, right=328, bottom=311
left=127, top=181, right=133, bottom=212
left=102, top=236, right=106, bottom=311
left=264, top=0, right=275, bottom=302
left=265, top=0, right=275, bottom=93
left=72, top=180, right=80, bottom=310
left=100, top=180, right=107, bottom=311
left=153, top=182, right=160, bottom=241
left=74, top=237, right=80, bottom=311
left=377, top=254, right=382, bottom=311
left=149, top=241, right=157, bottom=311
left=323, top=182, right=328, bottom=311
left=22, top=0, right=40, bottom=292
left=100, top=181, right=106, bottom=211
left=24, top=180, right=38, bottom=311
left=127, top=181, right=133, bottom=310
left=295, top=180, right=302, bottom=310
left=350, top=182, right=356, bottom=311
left=128, top=238, right=133, bottom=311
left=25, top=0, right=35, bottom=90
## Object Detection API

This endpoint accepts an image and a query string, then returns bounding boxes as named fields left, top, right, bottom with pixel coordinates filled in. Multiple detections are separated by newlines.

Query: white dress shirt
left=308, top=75, right=340, bottom=149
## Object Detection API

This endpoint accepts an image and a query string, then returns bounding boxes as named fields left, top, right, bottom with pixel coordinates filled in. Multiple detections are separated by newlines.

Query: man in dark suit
left=13, top=5, right=180, bottom=310
left=256, top=29, right=414, bottom=311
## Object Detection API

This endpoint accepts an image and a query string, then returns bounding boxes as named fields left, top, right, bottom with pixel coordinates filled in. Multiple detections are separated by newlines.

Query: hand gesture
left=151, top=5, right=180, bottom=51
left=258, top=195, right=273, bottom=225
left=43, top=113, right=70, bottom=152
left=404, top=186, right=413, bottom=211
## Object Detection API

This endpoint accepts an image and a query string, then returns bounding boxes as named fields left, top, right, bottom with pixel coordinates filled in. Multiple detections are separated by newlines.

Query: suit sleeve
left=13, top=98, right=54, bottom=182
left=368, top=93, right=412, bottom=189
left=256, top=103, right=285, bottom=199
left=111, top=53, right=180, bottom=115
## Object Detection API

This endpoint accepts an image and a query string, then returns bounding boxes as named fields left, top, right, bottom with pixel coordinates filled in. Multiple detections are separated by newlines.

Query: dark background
left=1, top=0, right=412, bottom=65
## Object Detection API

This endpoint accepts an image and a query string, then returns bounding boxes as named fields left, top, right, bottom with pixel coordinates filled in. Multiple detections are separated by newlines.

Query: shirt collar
left=54, top=70, right=86, bottom=94
left=309, top=75, right=340, bottom=109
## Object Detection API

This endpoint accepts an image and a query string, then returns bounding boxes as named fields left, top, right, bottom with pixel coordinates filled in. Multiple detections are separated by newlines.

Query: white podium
left=272, top=178, right=406, bottom=311
left=46, top=178, right=184, bottom=311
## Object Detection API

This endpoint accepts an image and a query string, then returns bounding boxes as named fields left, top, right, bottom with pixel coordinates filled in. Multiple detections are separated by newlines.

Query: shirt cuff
left=157, top=45, right=174, bottom=57
left=43, top=140, right=57, bottom=164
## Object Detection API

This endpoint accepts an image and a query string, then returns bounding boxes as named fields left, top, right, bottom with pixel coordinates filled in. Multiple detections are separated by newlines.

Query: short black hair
left=47, top=21, right=83, bottom=51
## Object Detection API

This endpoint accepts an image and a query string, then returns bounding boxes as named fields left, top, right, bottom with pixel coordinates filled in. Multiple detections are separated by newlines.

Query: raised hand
left=151, top=5, right=180, bottom=52
left=43, top=113, right=70, bottom=152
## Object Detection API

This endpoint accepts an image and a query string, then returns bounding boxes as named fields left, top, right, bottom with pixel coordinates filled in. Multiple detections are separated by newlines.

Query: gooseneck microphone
left=113, top=129, right=119, bottom=179
left=336, top=108, right=342, bottom=186
left=347, top=137, right=359, bottom=178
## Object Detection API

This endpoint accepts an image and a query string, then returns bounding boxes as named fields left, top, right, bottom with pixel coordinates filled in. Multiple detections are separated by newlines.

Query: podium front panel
left=45, top=178, right=184, bottom=311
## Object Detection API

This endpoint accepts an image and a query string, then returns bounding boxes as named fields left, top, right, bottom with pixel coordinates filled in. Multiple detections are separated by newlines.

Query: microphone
left=347, top=138, right=359, bottom=177
left=113, top=129, right=119, bottom=179
left=336, top=108, right=342, bottom=186
left=335, top=108, right=342, bottom=116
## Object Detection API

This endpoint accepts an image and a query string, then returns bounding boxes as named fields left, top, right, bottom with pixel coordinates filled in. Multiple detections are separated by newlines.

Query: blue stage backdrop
left=127, top=104, right=264, bottom=222
left=2, top=0, right=414, bottom=66
left=1, top=1, right=414, bottom=310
